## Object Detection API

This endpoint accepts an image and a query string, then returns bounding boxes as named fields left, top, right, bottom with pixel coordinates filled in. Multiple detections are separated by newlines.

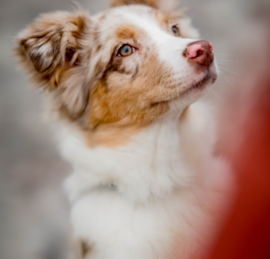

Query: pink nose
left=184, top=40, right=214, bottom=67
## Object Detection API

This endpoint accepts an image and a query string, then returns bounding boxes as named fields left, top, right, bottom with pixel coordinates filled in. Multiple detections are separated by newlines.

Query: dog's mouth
left=151, top=72, right=217, bottom=107
left=182, top=72, right=217, bottom=95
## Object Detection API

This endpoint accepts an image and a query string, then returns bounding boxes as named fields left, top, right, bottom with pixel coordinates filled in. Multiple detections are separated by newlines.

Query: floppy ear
left=16, top=11, right=92, bottom=118
left=110, top=0, right=177, bottom=14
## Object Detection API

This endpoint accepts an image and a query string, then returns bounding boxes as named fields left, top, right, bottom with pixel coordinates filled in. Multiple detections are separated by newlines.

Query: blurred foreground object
left=208, top=65, right=270, bottom=259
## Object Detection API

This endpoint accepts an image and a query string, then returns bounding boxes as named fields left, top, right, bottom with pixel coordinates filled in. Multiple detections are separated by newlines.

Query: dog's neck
left=60, top=104, right=203, bottom=203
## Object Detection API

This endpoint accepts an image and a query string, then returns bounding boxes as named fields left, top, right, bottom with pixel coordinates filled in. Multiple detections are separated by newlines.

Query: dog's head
left=16, top=0, right=218, bottom=131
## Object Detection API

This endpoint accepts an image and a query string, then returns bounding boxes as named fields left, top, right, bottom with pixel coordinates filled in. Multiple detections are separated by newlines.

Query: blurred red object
left=208, top=75, right=270, bottom=259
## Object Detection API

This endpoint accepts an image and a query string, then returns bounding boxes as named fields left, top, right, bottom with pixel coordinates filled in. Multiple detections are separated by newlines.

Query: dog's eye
left=171, top=25, right=180, bottom=36
left=118, top=45, right=135, bottom=57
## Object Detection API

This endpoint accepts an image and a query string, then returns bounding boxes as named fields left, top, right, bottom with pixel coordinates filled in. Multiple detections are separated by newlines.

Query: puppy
left=16, top=0, right=233, bottom=258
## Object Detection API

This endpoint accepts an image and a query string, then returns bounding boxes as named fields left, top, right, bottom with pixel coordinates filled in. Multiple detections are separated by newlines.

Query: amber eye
left=118, top=45, right=135, bottom=57
left=172, top=25, right=180, bottom=36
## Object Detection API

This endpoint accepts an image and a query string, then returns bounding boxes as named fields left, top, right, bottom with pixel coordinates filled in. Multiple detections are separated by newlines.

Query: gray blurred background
left=0, top=0, right=270, bottom=259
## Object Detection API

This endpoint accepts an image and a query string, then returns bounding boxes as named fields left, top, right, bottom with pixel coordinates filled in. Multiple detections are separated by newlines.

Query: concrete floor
left=0, top=0, right=269, bottom=259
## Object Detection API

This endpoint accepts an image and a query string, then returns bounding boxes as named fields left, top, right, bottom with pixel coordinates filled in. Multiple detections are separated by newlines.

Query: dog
left=16, top=0, right=233, bottom=258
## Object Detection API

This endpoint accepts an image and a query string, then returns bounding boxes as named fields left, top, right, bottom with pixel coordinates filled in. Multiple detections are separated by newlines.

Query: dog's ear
left=110, top=0, right=177, bottom=14
left=16, top=11, right=92, bottom=118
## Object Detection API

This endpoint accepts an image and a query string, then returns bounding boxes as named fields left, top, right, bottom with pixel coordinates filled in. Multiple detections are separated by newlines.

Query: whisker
left=218, top=64, right=241, bottom=76
left=220, top=74, right=235, bottom=89
left=218, top=65, right=235, bottom=75
left=215, top=53, right=233, bottom=56
left=201, top=30, right=216, bottom=40
left=216, top=59, right=239, bottom=63
left=211, top=88, right=225, bottom=103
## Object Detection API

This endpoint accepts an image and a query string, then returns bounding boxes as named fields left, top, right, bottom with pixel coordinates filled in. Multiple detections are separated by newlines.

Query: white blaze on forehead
left=111, top=8, right=198, bottom=79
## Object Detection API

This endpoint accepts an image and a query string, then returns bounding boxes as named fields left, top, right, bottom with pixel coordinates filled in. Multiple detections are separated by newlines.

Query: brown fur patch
left=15, top=11, right=92, bottom=118
left=156, top=11, right=168, bottom=25
left=110, top=0, right=179, bottom=16
left=167, top=8, right=190, bottom=23
left=115, top=25, right=137, bottom=40
left=80, top=239, right=91, bottom=258
left=94, top=59, right=107, bottom=77
left=110, top=0, right=157, bottom=9
left=84, top=124, right=143, bottom=148
left=87, top=47, right=172, bottom=131
left=179, top=106, right=190, bottom=122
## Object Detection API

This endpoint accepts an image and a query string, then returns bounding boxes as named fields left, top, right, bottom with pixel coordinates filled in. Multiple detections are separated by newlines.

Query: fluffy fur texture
left=16, top=0, right=233, bottom=258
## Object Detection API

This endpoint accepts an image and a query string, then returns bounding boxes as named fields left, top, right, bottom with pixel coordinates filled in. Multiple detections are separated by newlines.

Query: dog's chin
left=184, top=63, right=218, bottom=96
left=151, top=64, right=218, bottom=109
left=182, top=71, right=217, bottom=96
left=165, top=71, right=217, bottom=109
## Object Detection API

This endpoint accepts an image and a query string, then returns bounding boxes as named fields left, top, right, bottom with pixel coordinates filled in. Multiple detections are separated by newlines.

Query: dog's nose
left=184, top=40, right=214, bottom=67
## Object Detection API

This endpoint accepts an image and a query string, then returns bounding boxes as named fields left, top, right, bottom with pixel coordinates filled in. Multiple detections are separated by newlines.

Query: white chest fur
left=58, top=102, right=232, bottom=259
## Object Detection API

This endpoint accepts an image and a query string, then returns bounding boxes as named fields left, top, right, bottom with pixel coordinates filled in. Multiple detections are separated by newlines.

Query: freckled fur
left=15, top=11, right=93, bottom=118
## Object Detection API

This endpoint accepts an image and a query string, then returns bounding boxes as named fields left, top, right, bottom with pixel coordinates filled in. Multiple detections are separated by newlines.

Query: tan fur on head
left=110, top=0, right=178, bottom=14
left=16, top=3, right=201, bottom=147
left=16, top=11, right=92, bottom=118
left=110, top=0, right=158, bottom=8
